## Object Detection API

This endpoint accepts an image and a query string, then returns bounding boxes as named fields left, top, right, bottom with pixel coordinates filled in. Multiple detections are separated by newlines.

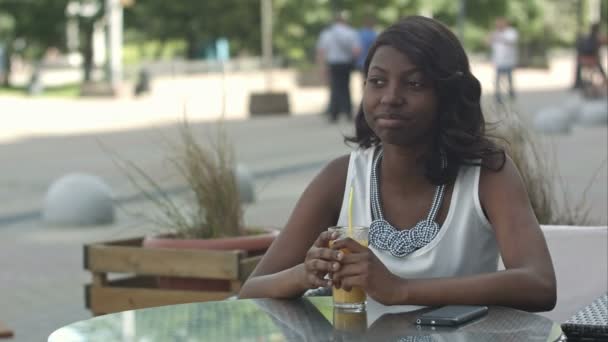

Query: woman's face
left=362, top=45, right=438, bottom=147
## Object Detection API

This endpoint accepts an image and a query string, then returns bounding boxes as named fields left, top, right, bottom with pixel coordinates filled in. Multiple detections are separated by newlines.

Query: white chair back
left=499, top=225, right=608, bottom=322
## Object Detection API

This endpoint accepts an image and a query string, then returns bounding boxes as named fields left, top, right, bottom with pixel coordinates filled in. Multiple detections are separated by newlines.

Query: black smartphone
left=415, top=305, right=488, bottom=327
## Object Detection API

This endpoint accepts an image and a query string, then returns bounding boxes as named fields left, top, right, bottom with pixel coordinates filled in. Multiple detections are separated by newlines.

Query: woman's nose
left=380, top=86, right=405, bottom=106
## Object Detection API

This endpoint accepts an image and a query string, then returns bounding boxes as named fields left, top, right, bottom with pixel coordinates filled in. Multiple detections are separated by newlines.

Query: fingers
left=330, top=251, right=370, bottom=286
left=314, top=230, right=339, bottom=248
left=331, top=261, right=367, bottom=283
left=335, top=250, right=368, bottom=265
left=338, top=275, right=366, bottom=290
left=305, top=258, right=341, bottom=274
left=302, top=258, right=334, bottom=288
left=330, top=238, right=367, bottom=253
left=306, top=272, right=331, bottom=288
left=303, top=231, right=344, bottom=289
left=306, top=245, right=344, bottom=263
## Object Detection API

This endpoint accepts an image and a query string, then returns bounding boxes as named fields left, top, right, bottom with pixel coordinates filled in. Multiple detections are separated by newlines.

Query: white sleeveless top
left=336, top=147, right=499, bottom=314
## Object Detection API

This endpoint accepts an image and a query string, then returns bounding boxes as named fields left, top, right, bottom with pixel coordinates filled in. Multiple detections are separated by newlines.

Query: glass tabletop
left=49, top=297, right=565, bottom=341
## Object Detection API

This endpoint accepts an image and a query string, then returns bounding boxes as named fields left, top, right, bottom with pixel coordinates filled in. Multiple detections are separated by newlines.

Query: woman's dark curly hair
left=346, top=16, right=505, bottom=185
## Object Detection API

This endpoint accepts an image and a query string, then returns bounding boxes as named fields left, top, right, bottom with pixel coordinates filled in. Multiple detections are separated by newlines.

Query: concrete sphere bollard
left=533, top=107, right=571, bottom=134
left=43, top=173, right=114, bottom=226
left=562, top=95, right=583, bottom=123
left=235, top=164, right=255, bottom=204
left=578, top=100, right=608, bottom=126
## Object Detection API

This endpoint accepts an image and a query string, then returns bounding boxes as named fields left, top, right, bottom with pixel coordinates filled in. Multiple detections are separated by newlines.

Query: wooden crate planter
left=84, top=237, right=264, bottom=315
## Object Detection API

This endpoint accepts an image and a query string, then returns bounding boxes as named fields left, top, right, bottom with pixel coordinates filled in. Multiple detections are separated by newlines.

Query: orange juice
left=328, top=226, right=369, bottom=311
left=333, top=307, right=368, bottom=333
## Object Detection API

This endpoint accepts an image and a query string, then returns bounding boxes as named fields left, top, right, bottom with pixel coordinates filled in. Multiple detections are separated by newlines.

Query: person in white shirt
left=489, top=18, right=518, bottom=103
left=316, top=13, right=361, bottom=123
left=240, top=16, right=556, bottom=315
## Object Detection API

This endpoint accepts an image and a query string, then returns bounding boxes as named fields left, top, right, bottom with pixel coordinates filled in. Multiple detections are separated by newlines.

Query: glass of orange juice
left=328, top=226, right=369, bottom=311
left=333, top=307, right=368, bottom=333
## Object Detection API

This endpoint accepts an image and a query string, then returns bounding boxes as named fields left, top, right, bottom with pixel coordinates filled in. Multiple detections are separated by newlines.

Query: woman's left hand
left=330, top=238, right=403, bottom=305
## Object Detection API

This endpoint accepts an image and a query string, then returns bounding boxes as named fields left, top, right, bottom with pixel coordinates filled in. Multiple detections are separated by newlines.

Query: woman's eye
left=406, top=80, right=424, bottom=88
left=367, top=77, right=386, bottom=87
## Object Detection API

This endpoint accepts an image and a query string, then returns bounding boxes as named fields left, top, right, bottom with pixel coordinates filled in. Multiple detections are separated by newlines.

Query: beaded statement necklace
left=369, top=149, right=447, bottom=257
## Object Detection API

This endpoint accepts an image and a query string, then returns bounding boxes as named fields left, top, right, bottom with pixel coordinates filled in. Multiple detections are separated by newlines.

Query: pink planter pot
left=143, top=231, right=278, bottom=252
left=142, top=229, right=278, bottom=291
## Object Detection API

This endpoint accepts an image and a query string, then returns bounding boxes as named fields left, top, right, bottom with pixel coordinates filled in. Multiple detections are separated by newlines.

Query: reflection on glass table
left=48, top=297, right=565, bottom=341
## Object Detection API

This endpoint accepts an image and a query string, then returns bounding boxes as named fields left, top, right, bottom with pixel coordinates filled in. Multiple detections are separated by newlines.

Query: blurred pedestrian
left=316, top=12, right=361, bottom=123
left=573, top=22, right=607, bottom=90
left=134, top=67, right=151, bottom=96
left=488, top=17, right=518, bottom=104
left=355, top=16, right=377, bottom=73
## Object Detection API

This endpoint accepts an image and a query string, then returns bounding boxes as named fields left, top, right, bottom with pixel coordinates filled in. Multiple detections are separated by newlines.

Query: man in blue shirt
left=355, top=17, right=377, bottom=73
left=317, top=13, right=361, bottom=122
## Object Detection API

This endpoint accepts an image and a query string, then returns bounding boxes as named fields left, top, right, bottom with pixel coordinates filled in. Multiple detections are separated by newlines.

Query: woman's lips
left=376, top=114, right=410, bottom=128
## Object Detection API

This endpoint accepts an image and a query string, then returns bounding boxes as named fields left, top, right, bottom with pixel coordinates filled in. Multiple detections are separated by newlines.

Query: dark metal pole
left=458, top=0, right=466, bottom=43
left=576, top=0, right=583, bottom=37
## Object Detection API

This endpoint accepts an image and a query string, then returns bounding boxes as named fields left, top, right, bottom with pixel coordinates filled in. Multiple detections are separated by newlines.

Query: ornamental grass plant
left=487, top=102, right=603, bottom=226
left=113, top=118, right=244, bottom=239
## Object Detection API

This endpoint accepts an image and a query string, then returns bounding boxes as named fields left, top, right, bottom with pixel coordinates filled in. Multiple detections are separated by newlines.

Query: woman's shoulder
left=311, top=154, right=350, bottom=190
left=460, top=149, right=506, bottom=174
left=324, top=154, right=350, bottom=174
left=478, top=154, right=523, bottom=199
left=314, top=149, right=365, bottom=186
left=300, top=154, right=351, bottom=216
left=324, top=147, right=376, bottom=171
left=315, top=147, right=378, bottom=189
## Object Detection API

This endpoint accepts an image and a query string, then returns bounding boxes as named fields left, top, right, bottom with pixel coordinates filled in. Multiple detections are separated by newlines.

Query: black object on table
left=561, top=293, right=608, bottom=341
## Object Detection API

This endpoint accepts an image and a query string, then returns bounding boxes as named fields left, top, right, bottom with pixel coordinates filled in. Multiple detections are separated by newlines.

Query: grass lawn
left=0, top=83, right=81, bottom=98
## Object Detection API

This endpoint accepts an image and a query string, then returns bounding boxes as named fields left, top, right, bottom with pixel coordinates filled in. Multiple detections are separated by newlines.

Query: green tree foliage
left=0, top=0, right=69, bottom=58
left=0, top=0, right=69, bottom=85
left=0, top=0, right=587, bottom=75
left=124, top=0, right=260, bottom=59
left=121, top=0, right=586, bottom=66
left=273, top=0, right=570, bottom=66
left=273, top=0, right=420, bottom=65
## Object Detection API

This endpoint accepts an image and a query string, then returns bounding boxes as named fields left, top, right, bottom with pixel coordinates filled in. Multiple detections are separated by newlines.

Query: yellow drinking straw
left=347, top=183, right=354, bottom=237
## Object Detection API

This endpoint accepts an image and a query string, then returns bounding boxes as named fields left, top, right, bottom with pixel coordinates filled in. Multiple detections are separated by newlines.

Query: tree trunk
left=2, top=39, right=13, bottom=87
left=576, top=0, right=583, bottom=37
left=82, top=21, right=95, bottom=82
left=155, top=37, right=167, bottom=59
left=186, top=32, right=199, bottom=60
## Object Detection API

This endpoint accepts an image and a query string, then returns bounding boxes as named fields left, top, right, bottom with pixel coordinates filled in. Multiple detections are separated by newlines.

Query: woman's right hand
left=301, top=230, right=343, bottom=289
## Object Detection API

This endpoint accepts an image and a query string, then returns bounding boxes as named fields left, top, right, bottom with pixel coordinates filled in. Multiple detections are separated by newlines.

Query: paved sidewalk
left=1, top=54, right=606, bottom=341
left=0, top=116, right=356, bottom=341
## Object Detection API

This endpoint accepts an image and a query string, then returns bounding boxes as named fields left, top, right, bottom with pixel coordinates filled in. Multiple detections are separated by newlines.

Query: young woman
left=239, top=16, right=556, bottom=312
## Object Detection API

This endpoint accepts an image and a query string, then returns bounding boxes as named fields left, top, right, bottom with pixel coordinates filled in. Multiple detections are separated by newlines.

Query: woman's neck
left=380, top=143, right=432, bottom=188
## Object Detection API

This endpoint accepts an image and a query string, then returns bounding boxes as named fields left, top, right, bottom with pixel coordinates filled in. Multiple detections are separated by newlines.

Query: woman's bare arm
left=390, top=156, right=557, bottom=311
left=238, top=155, right=349, bottom=299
